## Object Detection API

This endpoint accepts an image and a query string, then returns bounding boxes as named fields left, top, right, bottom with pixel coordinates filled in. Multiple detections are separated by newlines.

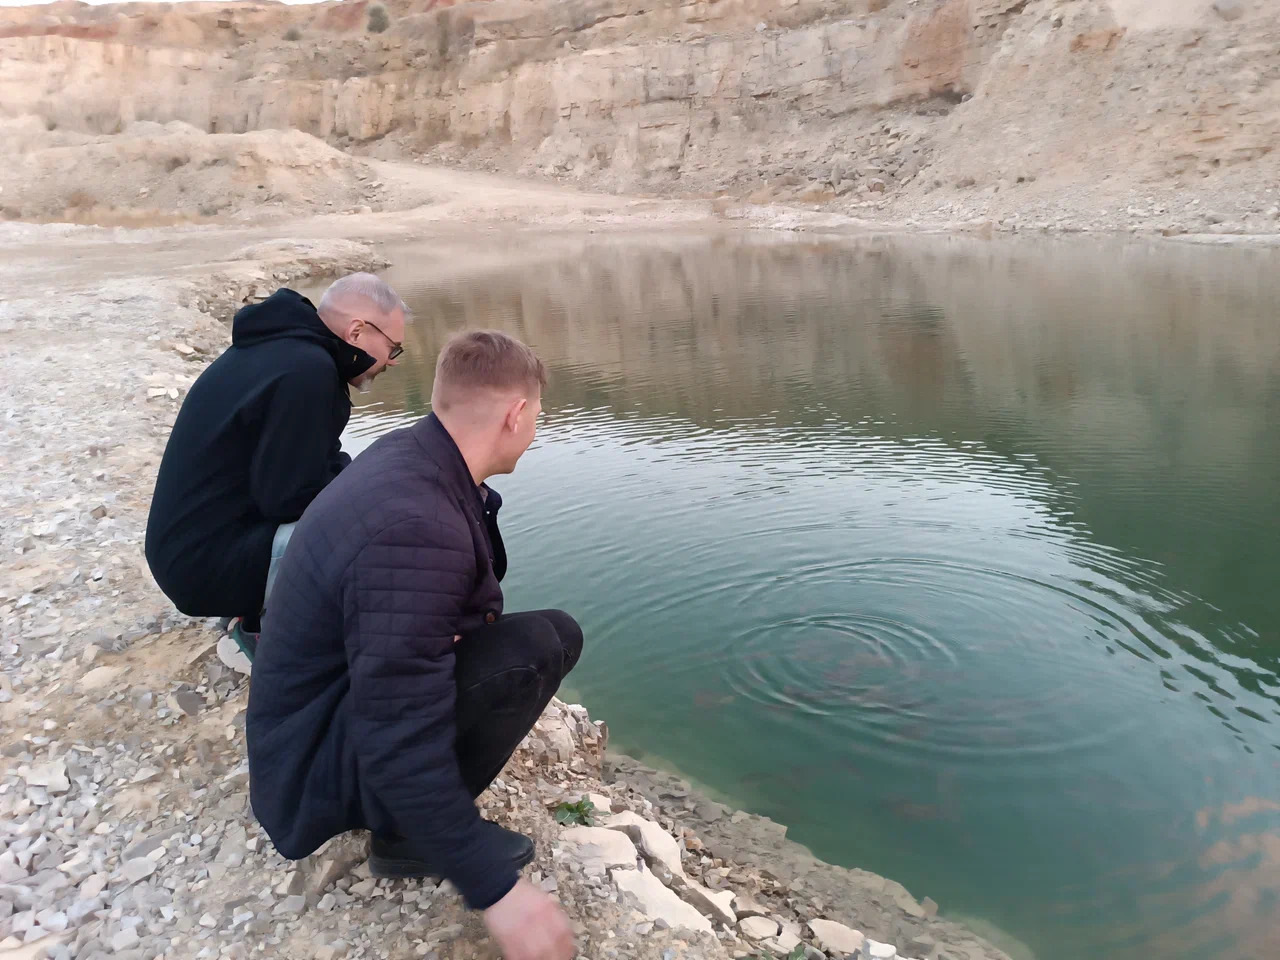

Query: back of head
left=432, top=330, right=547, bottom=418
left=317, top=273, right=407, bottom=329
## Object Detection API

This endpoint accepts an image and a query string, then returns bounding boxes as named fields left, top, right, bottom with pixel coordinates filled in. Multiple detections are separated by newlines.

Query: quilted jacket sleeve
left=343, top=515, right=517, bottom=910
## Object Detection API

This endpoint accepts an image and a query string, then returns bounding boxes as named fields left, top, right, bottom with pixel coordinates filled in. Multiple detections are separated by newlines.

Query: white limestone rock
left=738, top=916, right=780, bottom=940
left=611, top=866, right=713, bottom=936
left=809, top=918, right=866, bottom=956
left=602, top=811, right=684, bottom=881
left=559, top=826, right=639, bottom=872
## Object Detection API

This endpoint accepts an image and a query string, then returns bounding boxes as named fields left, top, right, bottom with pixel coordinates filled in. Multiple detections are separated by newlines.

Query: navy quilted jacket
left=246, top=413, right=515, bottom=909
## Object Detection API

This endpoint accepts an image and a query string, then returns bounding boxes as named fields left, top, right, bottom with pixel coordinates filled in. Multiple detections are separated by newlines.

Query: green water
left=326, top=233, right=1280, bottom=960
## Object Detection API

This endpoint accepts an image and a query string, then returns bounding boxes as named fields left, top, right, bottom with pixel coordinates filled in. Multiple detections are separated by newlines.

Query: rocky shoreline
left=0, top=235, right=1015, bottom=960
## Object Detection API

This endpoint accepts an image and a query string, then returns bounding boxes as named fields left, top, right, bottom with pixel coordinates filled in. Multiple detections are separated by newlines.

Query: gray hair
left=317, top=272, right=409, bottom=321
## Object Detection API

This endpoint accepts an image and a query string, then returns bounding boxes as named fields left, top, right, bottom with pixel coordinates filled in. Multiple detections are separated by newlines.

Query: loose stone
left=739, top=916, right=780, bottom=940
left=121, top=859, right=156, bottom=884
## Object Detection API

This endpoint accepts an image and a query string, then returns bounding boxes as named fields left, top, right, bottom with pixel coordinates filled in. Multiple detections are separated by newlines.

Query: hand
left=484, top=879, right=575, bottom=960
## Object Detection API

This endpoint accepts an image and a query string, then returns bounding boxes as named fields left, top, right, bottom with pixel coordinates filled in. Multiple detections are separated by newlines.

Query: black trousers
left=453, top=609, right=583, bottom=798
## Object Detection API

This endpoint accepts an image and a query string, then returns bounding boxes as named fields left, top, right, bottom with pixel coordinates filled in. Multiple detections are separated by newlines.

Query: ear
left=345, top=317, right=364, bottom=344
left=504, top=397, right=528, bottom=432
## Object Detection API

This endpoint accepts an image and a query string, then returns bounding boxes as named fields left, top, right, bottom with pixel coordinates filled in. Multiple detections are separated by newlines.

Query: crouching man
left=246, top=331, right=580, bottom=960
left=144, top=273, right=407, bottom=668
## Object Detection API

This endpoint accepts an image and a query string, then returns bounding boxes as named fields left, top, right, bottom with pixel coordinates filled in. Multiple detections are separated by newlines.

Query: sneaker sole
left=369, top=844, right=536, bottom=881
left=216, top=634, right=252, bottom=676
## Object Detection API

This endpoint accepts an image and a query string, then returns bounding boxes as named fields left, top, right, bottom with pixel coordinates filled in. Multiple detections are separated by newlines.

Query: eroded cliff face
left=2, top=0, right=1277, bottom=226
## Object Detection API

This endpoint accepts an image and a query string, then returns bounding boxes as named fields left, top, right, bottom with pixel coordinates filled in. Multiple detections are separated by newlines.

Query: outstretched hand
left=484, top=879, right=576, bottom=960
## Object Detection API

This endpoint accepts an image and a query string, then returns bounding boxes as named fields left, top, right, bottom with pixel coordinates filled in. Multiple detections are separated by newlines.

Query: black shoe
left=368, top=821, right=536, bottom=880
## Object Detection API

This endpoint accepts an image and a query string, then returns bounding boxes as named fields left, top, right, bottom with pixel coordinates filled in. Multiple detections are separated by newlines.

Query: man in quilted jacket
left=246, top=330, right=581, bottom=960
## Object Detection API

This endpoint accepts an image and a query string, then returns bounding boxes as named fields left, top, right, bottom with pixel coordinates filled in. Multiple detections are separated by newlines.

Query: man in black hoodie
left=145, top=273, right=407, bottom=666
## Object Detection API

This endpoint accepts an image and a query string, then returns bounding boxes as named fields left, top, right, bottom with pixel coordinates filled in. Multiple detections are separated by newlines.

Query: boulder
left=611, top=866, right=713, bottom=936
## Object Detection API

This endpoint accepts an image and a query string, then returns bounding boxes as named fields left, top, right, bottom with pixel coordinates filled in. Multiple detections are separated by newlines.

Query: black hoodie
left=145, top=289, right=376, bottom=619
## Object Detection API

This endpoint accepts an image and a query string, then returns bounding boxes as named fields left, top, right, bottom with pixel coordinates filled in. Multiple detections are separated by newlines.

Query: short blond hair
left=432, top=330, right=547, bottom=413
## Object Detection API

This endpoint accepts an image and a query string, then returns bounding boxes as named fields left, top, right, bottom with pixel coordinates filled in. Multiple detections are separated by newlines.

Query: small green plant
left=367, top=4, right=390, bottom=33
left=283, top=27, right=301, bottom=41
left=553, top=798, right=596, bottom=826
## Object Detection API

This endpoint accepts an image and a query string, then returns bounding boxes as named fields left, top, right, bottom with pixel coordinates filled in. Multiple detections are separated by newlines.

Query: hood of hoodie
left=231, top=288, right=377, bottom=384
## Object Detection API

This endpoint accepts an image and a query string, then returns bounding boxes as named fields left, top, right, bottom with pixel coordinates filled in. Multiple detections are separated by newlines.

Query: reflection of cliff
left=352, top=233, right=1280, bottom=679
left=378, top=233, right=1280, bottom=426
left=1124, top=798, right=1280, bottom=960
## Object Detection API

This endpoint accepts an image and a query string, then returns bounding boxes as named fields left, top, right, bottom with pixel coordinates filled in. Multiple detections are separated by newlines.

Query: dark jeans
left=453, top=609, right=583, bottom=798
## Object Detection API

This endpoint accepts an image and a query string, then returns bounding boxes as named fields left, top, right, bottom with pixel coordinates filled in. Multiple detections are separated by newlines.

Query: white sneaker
left=216, top=633, right=252, bottom=675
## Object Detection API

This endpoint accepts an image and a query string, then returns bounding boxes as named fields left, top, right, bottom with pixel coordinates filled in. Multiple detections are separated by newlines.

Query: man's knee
left=536, top=609, right=583, bottom=675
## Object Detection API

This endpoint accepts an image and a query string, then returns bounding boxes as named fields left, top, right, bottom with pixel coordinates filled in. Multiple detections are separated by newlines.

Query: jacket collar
left=329, top=339, right=379, bottom=387
left=412, top=413, right=499, bottom=513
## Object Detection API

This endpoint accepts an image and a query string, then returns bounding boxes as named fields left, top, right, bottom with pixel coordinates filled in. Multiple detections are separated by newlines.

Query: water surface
left=323, top=234, right=1280, bottom=960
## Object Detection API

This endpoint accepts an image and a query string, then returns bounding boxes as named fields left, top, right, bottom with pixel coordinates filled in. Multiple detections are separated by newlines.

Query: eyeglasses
left=364, top=319, right=404, bottom=361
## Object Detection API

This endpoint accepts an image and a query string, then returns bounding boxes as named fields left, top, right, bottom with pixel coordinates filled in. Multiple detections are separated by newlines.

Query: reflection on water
left=318, top=233, right=1280, bottom=960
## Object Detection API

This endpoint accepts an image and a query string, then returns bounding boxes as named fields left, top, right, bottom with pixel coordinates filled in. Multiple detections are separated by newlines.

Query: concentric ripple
left=672, top=550, right=1168, bottom=762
